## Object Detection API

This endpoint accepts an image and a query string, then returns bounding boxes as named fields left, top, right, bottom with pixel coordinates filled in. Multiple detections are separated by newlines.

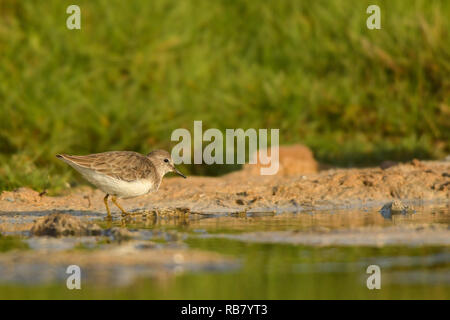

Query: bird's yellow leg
left=111, top=196, right=129, bottom=216
left=104, top=194, right=111, bottom=218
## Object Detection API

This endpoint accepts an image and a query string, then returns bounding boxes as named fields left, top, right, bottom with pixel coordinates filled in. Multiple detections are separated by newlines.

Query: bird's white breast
left=68, top=163, right=155, bottom=198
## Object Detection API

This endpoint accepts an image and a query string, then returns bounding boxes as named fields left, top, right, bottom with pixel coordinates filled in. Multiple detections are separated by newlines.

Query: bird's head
left=147, top=149, right=186, bottom=178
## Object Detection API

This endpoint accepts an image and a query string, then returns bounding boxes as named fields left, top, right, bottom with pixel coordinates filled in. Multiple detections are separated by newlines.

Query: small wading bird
left=56, top=150, right=186, bottom=217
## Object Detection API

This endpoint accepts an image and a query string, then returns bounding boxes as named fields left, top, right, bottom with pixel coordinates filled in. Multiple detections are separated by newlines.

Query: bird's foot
left=121, top=211, right=130, bottom=218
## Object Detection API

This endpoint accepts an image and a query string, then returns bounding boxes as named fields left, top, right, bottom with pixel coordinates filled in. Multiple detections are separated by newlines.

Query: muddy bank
left=0, top=159, right=448, bottom=216
left=201, top=223, right=450, bottom=247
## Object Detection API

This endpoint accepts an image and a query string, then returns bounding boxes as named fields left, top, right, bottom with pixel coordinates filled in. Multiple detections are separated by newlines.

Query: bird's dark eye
left=164, top=159, right=169, bottom=163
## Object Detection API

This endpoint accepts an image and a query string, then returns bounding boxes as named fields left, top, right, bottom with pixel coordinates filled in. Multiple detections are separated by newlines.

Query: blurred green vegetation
left=0, top=0, right=449, bottom=192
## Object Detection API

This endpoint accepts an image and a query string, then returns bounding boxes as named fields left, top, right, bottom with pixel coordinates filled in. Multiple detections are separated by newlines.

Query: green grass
left=0, top=0, right=449, bottom=192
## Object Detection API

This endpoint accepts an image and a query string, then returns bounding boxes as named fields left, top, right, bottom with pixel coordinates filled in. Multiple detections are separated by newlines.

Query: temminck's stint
left=56, top=150, right=186, bottom=217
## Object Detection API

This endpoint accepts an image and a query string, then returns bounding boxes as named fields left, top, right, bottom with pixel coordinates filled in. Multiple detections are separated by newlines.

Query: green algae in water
left=0, top=234, right=29, bottom=252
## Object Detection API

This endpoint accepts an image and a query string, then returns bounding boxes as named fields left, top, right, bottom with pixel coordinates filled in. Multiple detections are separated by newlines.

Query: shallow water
left=0, top=203, right=449, bottom=299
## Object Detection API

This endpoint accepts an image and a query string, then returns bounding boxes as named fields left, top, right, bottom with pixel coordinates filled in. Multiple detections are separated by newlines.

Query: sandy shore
left=0, top=159, right=448, bottom=216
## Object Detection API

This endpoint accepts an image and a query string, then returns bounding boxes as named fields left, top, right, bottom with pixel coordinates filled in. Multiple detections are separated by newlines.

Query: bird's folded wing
left=60, top=152, right=156, bottom=181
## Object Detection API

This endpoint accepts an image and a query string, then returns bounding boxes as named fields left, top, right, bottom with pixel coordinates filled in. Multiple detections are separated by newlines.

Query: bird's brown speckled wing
left=58, top=151, right=156, bottom=182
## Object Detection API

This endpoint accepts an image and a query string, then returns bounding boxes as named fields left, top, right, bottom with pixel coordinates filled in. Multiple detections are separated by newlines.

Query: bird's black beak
left=173, top=166, right=187, bottom=178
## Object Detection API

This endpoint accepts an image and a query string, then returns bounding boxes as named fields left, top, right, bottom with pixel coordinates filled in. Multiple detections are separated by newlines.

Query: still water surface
left=0, top=204, right=449, bottom=299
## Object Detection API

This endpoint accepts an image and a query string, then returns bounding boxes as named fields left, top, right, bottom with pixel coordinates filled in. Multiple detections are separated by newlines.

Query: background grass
left=0, top=0, right=449, bottom=192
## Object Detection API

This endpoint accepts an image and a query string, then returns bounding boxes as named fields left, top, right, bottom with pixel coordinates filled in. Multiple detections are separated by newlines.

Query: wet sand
left=0, top=159, right=448, bottom=216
